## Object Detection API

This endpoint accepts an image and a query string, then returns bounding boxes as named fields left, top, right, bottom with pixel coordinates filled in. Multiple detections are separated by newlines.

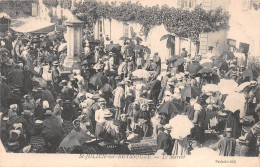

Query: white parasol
left=132, top=69, right=151, bottom=79
left=199, top=59, right=212, bottom=65
left=202, top=84, right=220, bottom=93
left=169, top=115, right=194, bottom=139
left=0, top=13, right=11, bottom=19
left=224, top=92, right=245, bottom=114
left=218, top=79, right=238, bottom=94
left=58, top=43, right=67, bottom=52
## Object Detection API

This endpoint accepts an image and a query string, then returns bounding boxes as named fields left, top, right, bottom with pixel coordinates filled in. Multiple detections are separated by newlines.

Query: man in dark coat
left=0, top=76, right=11, bottom=113
left=7, top=64, right=24, bottom=88
left=157, top=124, right=173, bottom=155
left=42, top=109, right=63, bottom=153
left=60, top=80, right=74, bottom=102
left=41, top=87, right=56, bottom=108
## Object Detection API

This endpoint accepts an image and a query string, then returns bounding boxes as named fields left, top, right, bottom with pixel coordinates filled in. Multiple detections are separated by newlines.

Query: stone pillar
left=63, top=5, right=83, bottom=71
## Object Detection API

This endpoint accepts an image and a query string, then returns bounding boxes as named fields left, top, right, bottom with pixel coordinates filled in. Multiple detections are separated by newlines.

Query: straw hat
left=103, top=109, right=113, bottom=117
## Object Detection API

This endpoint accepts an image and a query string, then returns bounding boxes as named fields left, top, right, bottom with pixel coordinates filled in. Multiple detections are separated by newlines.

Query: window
left=123, top=22, right=129, bottom=37
left=98, top=19, right=102, bottom=34
left=178, top=0, right=197, bottom=9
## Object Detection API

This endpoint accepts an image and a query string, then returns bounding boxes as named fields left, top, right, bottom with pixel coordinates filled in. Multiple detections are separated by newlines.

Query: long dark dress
left=157, top=132, right=173, bottom=155
left=217, top=137, right=236, bottom=156
left=23, top=69, right=33, bottom=94
left=225, top=111, right=241, bottom=139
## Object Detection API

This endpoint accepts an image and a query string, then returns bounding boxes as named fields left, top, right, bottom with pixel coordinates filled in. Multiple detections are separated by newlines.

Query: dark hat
left=208, top=46, right=214, bottom=50
left=113, top=120, right=121, bottom=126
left=154, top=52, right=158, bottom=55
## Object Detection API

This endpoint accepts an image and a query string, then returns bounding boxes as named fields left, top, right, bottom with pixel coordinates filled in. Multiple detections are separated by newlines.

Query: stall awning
left=28, top=24, right=66, bottom=34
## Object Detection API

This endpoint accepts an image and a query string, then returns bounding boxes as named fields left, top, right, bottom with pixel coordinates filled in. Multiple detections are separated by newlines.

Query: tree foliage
left=42, top=0, right=59, bottom=8
left=44, top=0, right=230, bottom=42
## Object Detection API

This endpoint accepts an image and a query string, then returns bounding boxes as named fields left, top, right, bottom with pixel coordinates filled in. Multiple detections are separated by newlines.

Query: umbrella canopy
left=160, top=34, right=175, bottom=41
left=132, top=36, right=143, bottom=42
left=0, top=13, right=11, bottom=19
left=21, top=37, right=30, bottom=43
left=197, top=67, right=213, bottom=74
left=237, top=82, right=251, bottom=92
left=158, top=101, right=183, bottom=118
left=100, top=83, right=113, bottom=92
left=186, top=63, right=203, bottom=76
left=30, top=37, right=41, bottom=43
left=132, top=69, right=151, bottom=79
left=202, top=84, right=220, bottom=93
left=212, top=59, right=229, bottom=71
left=0, top=47, right=9, bottom=54
left=174, top=59, right=185, bottom=67
left=242, top=69, right=253, bottom=80
left=89, top=74, right=108, bottom=87
left=224, top=92, right=245, bottom=113
left=200, top=62, right=213, bottom=69
left=200, top=59, right=212, bottom=65
left=133, top=45, right=145, bottom=51
left=119, top=36, right=130, bottom=41
left=89, top=39, right=101, bottom=45
left=59, top=131, right=91, bottom=151
left=181, top=86, right=202, bottom=99
left=48, top=31, right=62, bottom=41
left=58, top=43, right=67, bottom=52
left=106, top=44, right=121, bottom=53
left=167, top=55, right=184, bottom=63
left=218, top=79, right=239, bottom=94
left=169, top=115, right=194, bottom=139
left=219, top=51, right=235, bottom=60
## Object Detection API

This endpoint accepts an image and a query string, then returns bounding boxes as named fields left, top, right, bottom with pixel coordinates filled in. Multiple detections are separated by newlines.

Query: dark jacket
left=157, top=132, right=173, bottom=155
left=42, top=116, right=63, bottom=141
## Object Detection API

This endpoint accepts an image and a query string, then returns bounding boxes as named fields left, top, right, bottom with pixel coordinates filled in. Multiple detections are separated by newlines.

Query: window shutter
left=241, top=0, right=249, bottom=10
left=177, top=0, right=182, bottom=7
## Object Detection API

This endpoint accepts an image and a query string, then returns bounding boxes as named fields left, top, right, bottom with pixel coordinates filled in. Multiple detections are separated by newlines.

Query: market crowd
left=0, top=30, right=259, bottom=156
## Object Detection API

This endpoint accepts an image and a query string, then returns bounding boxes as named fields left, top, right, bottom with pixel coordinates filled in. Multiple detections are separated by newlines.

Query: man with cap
left=191, top=102, right=206, bottom=146
left=11, top=110, right=33, bottom=143
left=8, top=104, right=18, bottom=122
left=60, top=80, right=74, bottom=102
left=210, top=127, right=236, bottom=156
left=7, top=63, right=24, bottom=88
left=139, top=103, right=152, bottom=137
left=225, top=64, right=237, bottom=80
left=51, top=61, right=60, bottom=91
left=53, top=99, right=64, bottom=126
left=181, top=48, right=188, bottom=58
left=157, top=124, right=173, bottom=155
left=22, top=94, right=36, bottom=116
left=113, top=81, right=125, bottom=120
left=95, top=98, right=112, bottom=138
left=204, top=46, right=215, bottom=59
left=42, top=108, right=64, bottom=153
left=0, top=75, right=11, bottom=113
